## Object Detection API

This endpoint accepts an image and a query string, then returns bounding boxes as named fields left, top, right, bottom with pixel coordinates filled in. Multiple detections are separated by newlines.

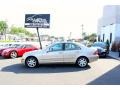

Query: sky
left=0, top=0, right=120, bottom=39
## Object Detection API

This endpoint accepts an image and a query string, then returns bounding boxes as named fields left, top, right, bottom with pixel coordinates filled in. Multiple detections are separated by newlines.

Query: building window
left=110, top=33, right=112, bottom=43
left=103, top=34, right=105, bottom=42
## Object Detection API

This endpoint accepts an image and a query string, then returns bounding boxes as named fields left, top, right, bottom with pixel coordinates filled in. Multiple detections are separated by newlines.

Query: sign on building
left=25, top=14, right=50, bottom=28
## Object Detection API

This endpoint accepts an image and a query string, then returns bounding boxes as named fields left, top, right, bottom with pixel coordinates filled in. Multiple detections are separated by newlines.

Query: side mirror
left=47, top=48, right=53, bottom=53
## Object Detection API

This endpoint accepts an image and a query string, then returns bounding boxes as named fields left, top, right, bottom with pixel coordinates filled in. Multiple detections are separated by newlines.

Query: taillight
left=93, top=50, right=98, bottom=55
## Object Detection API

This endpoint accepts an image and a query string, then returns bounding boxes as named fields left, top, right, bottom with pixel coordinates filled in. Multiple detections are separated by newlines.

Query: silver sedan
left=21, top=42, right=99, bottom=68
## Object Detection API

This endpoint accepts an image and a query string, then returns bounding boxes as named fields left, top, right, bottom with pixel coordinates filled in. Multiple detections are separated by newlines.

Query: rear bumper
left=88, top=55, right=99, bottom=63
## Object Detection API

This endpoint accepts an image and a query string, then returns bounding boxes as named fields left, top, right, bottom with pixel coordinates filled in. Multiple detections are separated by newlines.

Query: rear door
left=63, top=43, right=81, bottom=63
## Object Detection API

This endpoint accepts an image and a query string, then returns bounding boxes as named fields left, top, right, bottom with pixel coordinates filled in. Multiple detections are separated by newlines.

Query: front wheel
left=25, top=57, right=39, bottom=68
left=76, top=57, right=88, bottom=68
left=102, top=52, right=107, bottom=58
left=10, top=51, right=18, bottom=58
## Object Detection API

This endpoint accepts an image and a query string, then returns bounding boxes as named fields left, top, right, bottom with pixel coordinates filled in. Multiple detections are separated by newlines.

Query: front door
left=40, top=43, right=64, bottom=63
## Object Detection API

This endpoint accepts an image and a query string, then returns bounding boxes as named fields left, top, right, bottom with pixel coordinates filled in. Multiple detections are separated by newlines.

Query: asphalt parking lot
left=0, top=56, right=120, bottom=85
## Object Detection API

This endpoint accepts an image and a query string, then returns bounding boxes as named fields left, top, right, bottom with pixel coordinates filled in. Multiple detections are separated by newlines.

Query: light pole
left=4, top=20, right=8, bottom=41
left=4, top=27, right=7, bottom=41
left=68, top=32, right=72, bottom=40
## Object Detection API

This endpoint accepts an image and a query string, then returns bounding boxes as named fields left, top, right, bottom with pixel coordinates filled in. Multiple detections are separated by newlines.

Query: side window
left=65, top=43, right=80, bottom=50
left=21, top=45, right=25, bottom=48
left=49, top=43, right=63, bottom=52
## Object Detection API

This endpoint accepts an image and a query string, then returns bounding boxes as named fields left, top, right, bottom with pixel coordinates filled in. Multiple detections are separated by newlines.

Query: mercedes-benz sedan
left=21, top=42, right=99, bottom=68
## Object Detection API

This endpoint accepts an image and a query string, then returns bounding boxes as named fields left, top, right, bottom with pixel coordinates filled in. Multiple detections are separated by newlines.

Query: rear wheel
left=10, top=51, right=18, bottom=58
left=76, top=57, right=88, bottom=68
left=25, top=57, right=39, bottom=68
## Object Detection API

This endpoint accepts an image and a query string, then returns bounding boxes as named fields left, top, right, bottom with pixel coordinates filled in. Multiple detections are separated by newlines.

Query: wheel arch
left=25, top=56, right=39, bottom=63
left=76, top=56, right=89, bottom=63
left=25, top=56, right=39, bottom=68
left=9, top=50, right=18, bottom=57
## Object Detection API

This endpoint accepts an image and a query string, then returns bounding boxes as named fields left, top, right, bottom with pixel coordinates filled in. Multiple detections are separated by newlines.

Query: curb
left=108, top=55, right=120, bottom=60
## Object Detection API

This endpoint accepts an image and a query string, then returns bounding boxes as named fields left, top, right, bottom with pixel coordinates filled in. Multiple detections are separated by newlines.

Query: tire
left=101, top=52, right=107, bottom=58
left=103, top=53, right=107, bottom=58
left=76, top=57, right=88, bottom=68
left=25, top=57, right=39, bottom=68
left=10, top=51, right=18, bottom=58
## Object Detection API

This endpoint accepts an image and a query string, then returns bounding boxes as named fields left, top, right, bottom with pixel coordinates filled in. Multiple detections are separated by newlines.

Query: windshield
left=3, top=44, right=12, bottom=48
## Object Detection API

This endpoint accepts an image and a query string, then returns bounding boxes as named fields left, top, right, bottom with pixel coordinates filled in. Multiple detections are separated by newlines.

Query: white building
left=97, top=5, right=120, bottom=44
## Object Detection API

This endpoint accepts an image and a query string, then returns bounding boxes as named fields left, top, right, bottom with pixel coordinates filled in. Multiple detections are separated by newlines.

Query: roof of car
left=50, top=41, right=86, bottom=47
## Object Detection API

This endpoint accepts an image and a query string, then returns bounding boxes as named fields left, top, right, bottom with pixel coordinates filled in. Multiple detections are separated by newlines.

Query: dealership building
left=97, top=5, right=120, bottom=44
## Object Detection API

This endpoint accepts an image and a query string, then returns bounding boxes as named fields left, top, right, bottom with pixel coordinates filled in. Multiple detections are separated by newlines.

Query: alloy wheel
left=10, top=51, right=17, bottom=58
left=26, top=57, right=38, bottom=68
left=77, top=57, right=88, bottom=67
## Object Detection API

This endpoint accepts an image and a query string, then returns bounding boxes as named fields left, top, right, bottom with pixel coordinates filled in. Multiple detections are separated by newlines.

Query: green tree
left=84, top=33, right=97, bottom=43
left=10, top=26, right=33, bottom=37
left=0, top=21, right=8, bottom=35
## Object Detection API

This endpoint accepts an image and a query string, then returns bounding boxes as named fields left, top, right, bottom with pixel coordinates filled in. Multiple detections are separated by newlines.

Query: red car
left=0, top=44, right=20, bottom=55
left=1, top=44, right=38, bottom=58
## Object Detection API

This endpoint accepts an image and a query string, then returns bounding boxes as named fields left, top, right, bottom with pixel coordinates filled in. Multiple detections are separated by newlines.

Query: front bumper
left=98, top=52, right=107, bottom=57
left=21, top=58, right=25, bottom=65
left=1, top=52, right=10, bottom=58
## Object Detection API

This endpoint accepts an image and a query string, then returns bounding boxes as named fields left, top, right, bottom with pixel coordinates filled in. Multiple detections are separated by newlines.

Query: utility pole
left=81, top=24, right=84, bottom=39
left=4, top=28, right=6, bottom=41
left=36, top=27, right=42, bottom=49
left=69, top=32, right=72, bottom=40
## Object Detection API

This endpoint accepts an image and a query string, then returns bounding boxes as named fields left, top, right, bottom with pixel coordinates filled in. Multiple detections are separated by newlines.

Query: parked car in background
left=0, top=44, right=21, bottom=55
left=91, top=42, right=108, bottom=58
left=21, top=42, right=99, bottom=68
left=1, top=44, right=38, bottom=58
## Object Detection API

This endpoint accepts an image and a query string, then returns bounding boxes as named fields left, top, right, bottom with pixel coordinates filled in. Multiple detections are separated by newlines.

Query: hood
left=3, top=48, right=16, bottom=52
left=23, top=49, right=43, bottom=56
left=90, top=46, right=106, bottom=52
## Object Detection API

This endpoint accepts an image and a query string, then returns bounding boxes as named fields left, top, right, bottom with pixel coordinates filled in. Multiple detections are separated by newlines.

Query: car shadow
left=0, top=56, right=13, bottom=60
left=0, top=56, right=21, bottom=60
left=0, top=56, right=6, bottom=60
left=1, top=64, right=91, bottom=74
